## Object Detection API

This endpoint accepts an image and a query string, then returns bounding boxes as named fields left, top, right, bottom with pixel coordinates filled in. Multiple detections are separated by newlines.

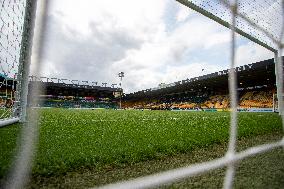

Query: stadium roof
left=27, top=76, right=122, bottom=98
left=40, top=82, right=122, bottom=93
left=27, top=81, right=122, bottom=99
left=124, top=57, right=282, bottom=100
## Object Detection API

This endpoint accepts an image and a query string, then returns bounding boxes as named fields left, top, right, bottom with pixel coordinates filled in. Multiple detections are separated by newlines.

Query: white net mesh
left=0, top=0, right=26, bottom=78
left=180, top=0, right=282, bottom=51
left=0, top=0, right=27, bottom=120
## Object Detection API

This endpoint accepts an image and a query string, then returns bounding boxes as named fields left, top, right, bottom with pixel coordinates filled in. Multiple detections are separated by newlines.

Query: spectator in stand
left=5, top=99, right=13, bottom=108
left=0, top=98, right=5, bottom=107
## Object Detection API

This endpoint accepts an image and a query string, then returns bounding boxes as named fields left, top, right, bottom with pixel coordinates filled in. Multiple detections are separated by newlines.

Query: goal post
left=274, top=51, right=284, bottom=116
left=16, top=0, right=38, bottom=123
left=273, top=92, right=284, bottom=114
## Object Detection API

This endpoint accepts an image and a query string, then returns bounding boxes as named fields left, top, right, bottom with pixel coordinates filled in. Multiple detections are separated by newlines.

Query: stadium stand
left=0, top=74, right=16, bottom=108
left=1, top=58, right=281, bottom=110
left=239, top=89, right=274, bottom=108
left=123, top=58, right=282, bottom=111
left=27, top=76, right=122, bottom=109
left=201, top=95, right=229, bottom=109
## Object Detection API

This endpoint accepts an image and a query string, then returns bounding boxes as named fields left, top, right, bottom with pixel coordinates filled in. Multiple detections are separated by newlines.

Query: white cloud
left=40, top=60, right=61, bottom=77
left=115, top=62, right=222, bottom=93
left=176, top=4, right=193, bottom=22
left=51, top=0, right=167, bottom=40
left=160, top=62, right=222, bottom=88
left=36, top=0, right=275, bottom=94
left=235, top=42, right=273, bottom=67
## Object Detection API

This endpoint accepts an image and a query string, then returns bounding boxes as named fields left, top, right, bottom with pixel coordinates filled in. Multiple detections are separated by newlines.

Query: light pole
left=118, top=72, right=124, bottom=109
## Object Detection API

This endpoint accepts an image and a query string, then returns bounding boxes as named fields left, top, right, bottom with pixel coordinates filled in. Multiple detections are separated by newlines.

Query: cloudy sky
left=32, top=0, right=276, bottom=93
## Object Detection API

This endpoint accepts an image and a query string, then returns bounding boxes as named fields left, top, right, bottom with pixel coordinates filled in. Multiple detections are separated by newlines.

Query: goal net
left=2, top=0, right=284, bottom=189
left=0, top=0, right=36, bottom=126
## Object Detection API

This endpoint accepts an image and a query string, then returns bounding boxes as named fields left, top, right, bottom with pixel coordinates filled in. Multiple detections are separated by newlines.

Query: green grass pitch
left=0, top=109, right=283, bottom=187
